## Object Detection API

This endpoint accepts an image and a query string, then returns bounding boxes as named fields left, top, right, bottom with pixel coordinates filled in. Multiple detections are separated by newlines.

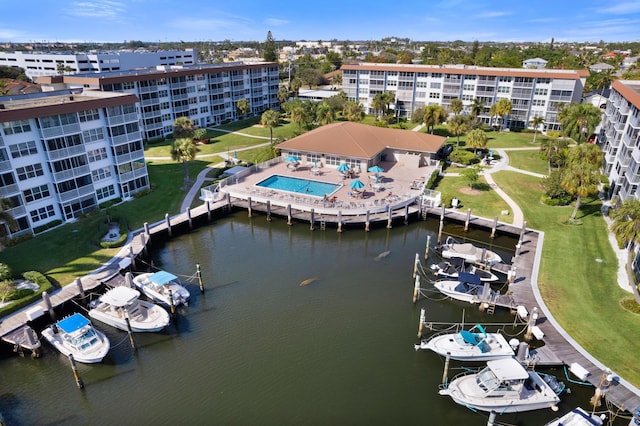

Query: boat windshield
left=476, top=367, right=500, bottom=392
left=66, top=327, right=98, bottom=351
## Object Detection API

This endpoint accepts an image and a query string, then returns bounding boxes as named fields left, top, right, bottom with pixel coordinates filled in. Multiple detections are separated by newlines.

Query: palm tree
left=423, top=104, right=447, bottom=134
left=610, top=199, right=640, bottom=303
left=539, top=137, right=569, bottom=174
left=171, top=137, right=197, bottom=190
left=371, top=93, right=387, bottom=118
left=315, top=102, right=335, bottom=125
left=561, top=143, right=603, bottom=221
left=450, top=98, right=463, bottom=115
left=290, top=106, right=306, bottom=131
left=530, top=115, right=545, bottom=144
left=446, top=115, right=470, bottom=147
left=261, top=109, right=280, bottom=152
left=173, top=116, right=195, bottom=139
left=236, top=98, right=250, bottom=120
left=560, top=103, right=603, bottom=144
left=277, top=87, right=290, bottom=105
left=589, top=69, right=616, bottom=108
left=470, top=98, right=485, bottom=121
left=343, top=101, right=365, bottom=122
left=290, top=77, right=302, bottom=98
left=465, top=128, right=488, bottom=154
left=494, top=98, right=512, bottom=131
left=0, top=198, right=17, bottom=248
left=489, top=103, right=498, bottom=128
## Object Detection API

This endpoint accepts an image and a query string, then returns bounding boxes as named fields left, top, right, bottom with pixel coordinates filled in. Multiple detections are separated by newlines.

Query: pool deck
left=217, top=160, right=437, bottom=218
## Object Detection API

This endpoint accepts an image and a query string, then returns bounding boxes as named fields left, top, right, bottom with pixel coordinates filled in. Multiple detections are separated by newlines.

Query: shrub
left=449, top=149, right=479, bottom=166
left=33, top=220, right=62, bottom=234
left=426, top=169, right=440, bottom=189
left=0, top=263, right=11, bottom=281
left=146, top=136, right=166, bottom=145
left=441, top=194, right=453, bottom=208
left=547, top=131, right=561, bottom=138
left=540, top=170, right=572, bottom=205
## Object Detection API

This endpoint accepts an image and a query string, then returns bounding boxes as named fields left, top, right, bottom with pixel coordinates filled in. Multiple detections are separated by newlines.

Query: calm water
left=0, top=213, right=622, bottom=425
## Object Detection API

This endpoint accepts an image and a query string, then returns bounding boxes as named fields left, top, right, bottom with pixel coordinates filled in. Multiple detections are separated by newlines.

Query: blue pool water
left=256, top=175, right=341, bottom=197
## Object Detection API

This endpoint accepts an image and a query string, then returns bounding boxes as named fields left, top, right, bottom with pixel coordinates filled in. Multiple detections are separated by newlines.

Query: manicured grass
left=491, top=171, right=640, bottom=385
left=434, top=175, right=512, bottom=222
left=504, top=149, right=549, bottom=176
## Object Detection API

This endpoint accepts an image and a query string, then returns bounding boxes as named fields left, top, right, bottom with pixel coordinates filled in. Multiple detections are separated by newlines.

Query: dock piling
left=266, top=200, right=272, bottom=221
left=404, top=204, right=409, bottom=225
left=490, top=216, right=498, bottom=239
left=364, top=210, right=370, bottom=232
left=68, top=354, right=84, bottom=389
left=165, top=213, right=172, bottom=237
left=437, top=218, right=443, bottom=245
left=337, top=211, right=343, bottom=233
left=42, top=291, right=55, bottom=321
left=206, top=201, right=212, bottom=221
left=487, top=411, right=497, bottom=426
left=525, top=307, right=539, bottom=341
left=124, top=314, right=137, bottom=352
left=287, top=204, right=292, bottom=226
left=187, top=208, right=193, bottom=229
left=310, top=208, right=315, bottom=231
left=418, top=308, right=425, bottom=337
left=424, top=235, right=431, bottom=260
left=412, top=253, right=419, bottom=279
left=168, top=288, right=176, bottom=316
left=125, top=272, right=135, bottom=289
left=247, top=197, right=252, bottom=217
left=464, top=208, right=471, bottom=232
left=412, top=274, right=421, bottom=304
left=442, top=352, right=451, bottom=385
left=197, top=263, right=205, bottom=294
left=74, top=278, right=84, bottom=298
left=386, top=206, right=392, bottom=229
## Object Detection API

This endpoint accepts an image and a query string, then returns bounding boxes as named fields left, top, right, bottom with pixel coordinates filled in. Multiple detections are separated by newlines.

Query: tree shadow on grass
left=472, top=182, right=491, bottom=192
left=576, top=197, right=603, bottom=220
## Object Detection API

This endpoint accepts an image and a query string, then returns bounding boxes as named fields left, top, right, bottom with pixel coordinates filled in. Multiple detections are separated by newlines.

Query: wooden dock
left=424, top=207, right=640, bottom=419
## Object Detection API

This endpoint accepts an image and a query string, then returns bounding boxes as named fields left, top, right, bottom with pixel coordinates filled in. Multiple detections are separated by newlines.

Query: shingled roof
left=278, top=122, right=446, bottom=158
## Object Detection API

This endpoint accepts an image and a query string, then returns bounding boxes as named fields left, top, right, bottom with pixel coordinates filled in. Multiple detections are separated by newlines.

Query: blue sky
left=2, top=0, right=640, bottom=43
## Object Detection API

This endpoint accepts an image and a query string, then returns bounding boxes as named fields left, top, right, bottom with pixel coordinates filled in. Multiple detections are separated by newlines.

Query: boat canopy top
left=486, top=358, right=529, bottom=381
left=458, top=272, right=481, bottom=286
left=149, top=271, right=179, bottom=286
left=460, top=330, right=483, bottom=346
left=57, top=313, right=91, bottom=334
left=100, top=286, right=140, bottom=307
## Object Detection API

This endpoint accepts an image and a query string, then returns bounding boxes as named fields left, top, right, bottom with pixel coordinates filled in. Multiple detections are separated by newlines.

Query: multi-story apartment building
left=341, top=63, right=588, bottom=131
left=598, top=80, right=640, bottom=202
left=37, top=62, right=280, bottom=140
left=0, top=49, right=197, bottom=81
left=0, top=89, right=148, bottom=239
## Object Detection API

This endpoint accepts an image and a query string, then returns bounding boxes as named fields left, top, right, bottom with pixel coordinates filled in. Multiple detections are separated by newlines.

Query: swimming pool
left=256, top=175, right=342, bottom=197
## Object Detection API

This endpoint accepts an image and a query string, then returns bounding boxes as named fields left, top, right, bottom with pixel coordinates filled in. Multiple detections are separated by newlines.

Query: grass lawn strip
left=491, top=171, right=640, bottom=385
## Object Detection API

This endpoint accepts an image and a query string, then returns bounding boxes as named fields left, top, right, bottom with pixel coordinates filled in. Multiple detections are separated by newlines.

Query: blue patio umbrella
left=368, top=165, right=384, bottom=173
left=337, top=163, right=350, bottom=172
left=350, top=179, right=365, bottom=189
left=285, top=155, right=300, bottom=162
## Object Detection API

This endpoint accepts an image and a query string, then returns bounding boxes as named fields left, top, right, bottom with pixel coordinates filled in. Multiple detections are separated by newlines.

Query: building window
left=430, top=82, right=441, bottom=89
left=534, top=88, right=548, bottom=96
left=23, top=184, right=50, bottom=202
left=30, top=205, right=56, bottom=223
left=87, top=147, right=108, bottom=162
left=429, top=92, right=440, bottom=99
left=78, top=109, right=100, bottom=122
left=96, top=185, right=116, bottom=200
left=16, top=164, right=44, bottom=181
left=82, top=128, right=105, bottom=143
left=9, top=141, right=38, bottom=158
left=2, top=120, right=31, bottom=135
left=92, top=167, right=112, bottom=181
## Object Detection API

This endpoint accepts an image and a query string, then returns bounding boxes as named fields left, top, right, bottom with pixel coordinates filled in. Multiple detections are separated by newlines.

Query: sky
left=2, top=0, right=640, bottom=44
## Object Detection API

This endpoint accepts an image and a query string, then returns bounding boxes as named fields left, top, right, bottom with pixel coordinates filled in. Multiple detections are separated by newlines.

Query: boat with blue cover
left=133, top=270, right=190, bottom=308
left=433, top=272, right=497, bottom=304
left=41, top=313, right=110, bottom=363
left=415, top=324, right=515, bottom=361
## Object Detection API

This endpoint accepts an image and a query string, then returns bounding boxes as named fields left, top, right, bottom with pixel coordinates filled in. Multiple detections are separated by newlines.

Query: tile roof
left=277, top=121, right=446, bottom=158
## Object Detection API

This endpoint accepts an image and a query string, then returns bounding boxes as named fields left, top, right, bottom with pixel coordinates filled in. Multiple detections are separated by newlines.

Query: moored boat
left=438, top=357, right=562, bottom=413
left=89, top=286, right=170, bottom=332
left=433, top=272, right=497, bottom=304
left=544, top=407, right=606, bottom=426
left=41, top=313, right=110, bottom=363
left=437, top=236, right=502, bottom=266
left=415, top=324, right=515, bottom=361
left=132, top=270, right=190, bottom=308
left=431, top=257, right=500, bottom=282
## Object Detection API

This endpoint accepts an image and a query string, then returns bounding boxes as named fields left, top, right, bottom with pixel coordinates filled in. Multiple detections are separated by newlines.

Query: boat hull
left=41, top=325, right=110, bottom=364
left=133, top=273, right=190, bottom=308
left=419, top=333, right=514, bottom=361
left=433, top=280, right=489, bottom=304
left=88, top=304, right=169, bottom=333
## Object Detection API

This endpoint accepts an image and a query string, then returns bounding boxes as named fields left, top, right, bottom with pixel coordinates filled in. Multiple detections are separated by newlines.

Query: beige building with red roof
left=341, top=63, right=588, bottom=132
left=277, top=121, right=446, bottom=171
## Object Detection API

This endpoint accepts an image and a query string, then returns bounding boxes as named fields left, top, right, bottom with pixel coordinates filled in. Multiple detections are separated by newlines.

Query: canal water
left=0, top=213, right=622, bottom=425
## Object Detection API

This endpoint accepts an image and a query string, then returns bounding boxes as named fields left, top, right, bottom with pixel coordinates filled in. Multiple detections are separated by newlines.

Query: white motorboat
left=132, top=270, right=190, bottom=308
left=89, top=286, right=170, bottom=332
left=431, top=257, right=500, bottom=282
left=438, top=236, right=503, bottom=265
left=545, top=407, right=606, bottom=426
left=439, top=357, right=562, bottom=413
left=415, top=324, right=515, bottom=361
left=433, top=272, right=497, bottom=304
left=41, top=313, right=110, bottom=363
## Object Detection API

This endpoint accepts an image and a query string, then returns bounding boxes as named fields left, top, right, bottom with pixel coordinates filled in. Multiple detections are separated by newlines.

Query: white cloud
left=475, top=11, right=510, bottom=19
left=265, top=18, right=288, bottom=27
left=597, top=2, right=640, bottom=15
left=66, top=0, right=127, bottom=19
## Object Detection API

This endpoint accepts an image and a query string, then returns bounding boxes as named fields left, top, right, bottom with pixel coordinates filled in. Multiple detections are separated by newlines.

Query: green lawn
left=491, top=171, right=640, bottom=385
left=434, top=175, right=512, bottom=222
left=504, top=149, right=549, bottom=176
